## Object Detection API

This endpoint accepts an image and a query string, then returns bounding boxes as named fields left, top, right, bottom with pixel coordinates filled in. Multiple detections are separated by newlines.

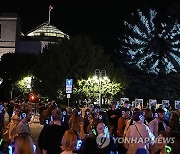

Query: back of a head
left=134, top=108, right=140, bottom=112
left=170, top=112, right=179, bottom=126
left=14, top=134, right=35, bottom=154
left=132, top=111, right=144, bottom=122
left=171, top=112, right=179, bottom=119
left=156, top=108, right=165, bottom=114
left=61, top=130, right=78, bottom=151
left=52, top=108, right=62, bottom=121
left=145, top=108, right=153, bottom=118
left=72, top=108, right=78, bottom=115
left=66, top=107, right=72, bottom=115
left=120, top=108, right=129, bottom=117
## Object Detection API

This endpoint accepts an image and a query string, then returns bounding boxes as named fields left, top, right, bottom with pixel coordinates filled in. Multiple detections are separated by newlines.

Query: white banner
left=120, top=98, right=129, bottom=104
left=135, top=99, right=143, bottom=108
left=149, top=99, right=157, bottom=107
left=162, top=100, right=170, bottom=108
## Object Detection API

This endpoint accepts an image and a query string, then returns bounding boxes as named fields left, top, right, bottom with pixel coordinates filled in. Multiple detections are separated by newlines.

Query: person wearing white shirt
left=148, top=108, right=170, bottom=154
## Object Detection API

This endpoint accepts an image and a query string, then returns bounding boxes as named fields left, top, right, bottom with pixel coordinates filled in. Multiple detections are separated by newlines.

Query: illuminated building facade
left=0, top=12, right=69, bottom=59
left=0, top=13, right=21, bottom=59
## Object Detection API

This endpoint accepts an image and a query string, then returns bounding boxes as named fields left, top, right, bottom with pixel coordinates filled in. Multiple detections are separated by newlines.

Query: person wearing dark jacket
left=41, top=108, right=66, bottom=154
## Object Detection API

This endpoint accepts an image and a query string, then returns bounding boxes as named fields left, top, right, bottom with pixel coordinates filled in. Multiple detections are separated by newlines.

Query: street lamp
left=93, top=69, right=108, bottom=107
left=0, top=78, right=3, bottom=85
left=25, top=76, right=32, bottom=91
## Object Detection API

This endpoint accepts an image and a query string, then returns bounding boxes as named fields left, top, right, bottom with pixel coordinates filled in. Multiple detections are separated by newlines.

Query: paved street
left=3, top=113, right=43, bottom=154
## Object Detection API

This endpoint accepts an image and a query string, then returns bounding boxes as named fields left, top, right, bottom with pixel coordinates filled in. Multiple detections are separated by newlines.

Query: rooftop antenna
left=48, top=5, right=53, bottom=24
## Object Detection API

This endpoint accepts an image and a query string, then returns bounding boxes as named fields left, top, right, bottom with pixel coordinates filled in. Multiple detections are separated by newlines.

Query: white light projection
left=121, top=9, right=180, bottom=74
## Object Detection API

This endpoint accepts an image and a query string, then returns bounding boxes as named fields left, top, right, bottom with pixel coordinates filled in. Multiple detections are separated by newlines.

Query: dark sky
left=0, top=0, right=179, bottom=52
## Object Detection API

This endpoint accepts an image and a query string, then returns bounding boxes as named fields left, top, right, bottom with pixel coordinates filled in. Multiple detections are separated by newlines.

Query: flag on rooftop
left=49, top=5, right=53, bottom=11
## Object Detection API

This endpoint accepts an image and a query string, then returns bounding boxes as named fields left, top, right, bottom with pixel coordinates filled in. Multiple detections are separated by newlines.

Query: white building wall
left=0, top=14, right=20, bottom=59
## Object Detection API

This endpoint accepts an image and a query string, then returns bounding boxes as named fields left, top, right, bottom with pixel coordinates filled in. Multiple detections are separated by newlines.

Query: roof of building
left=26, top=21, right=69, bottom=39
left=0, top=12, right=20, bottom=20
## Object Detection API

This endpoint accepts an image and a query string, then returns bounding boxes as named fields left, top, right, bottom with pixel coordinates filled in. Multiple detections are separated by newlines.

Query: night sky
left=0, top=0, right=179, bottom=52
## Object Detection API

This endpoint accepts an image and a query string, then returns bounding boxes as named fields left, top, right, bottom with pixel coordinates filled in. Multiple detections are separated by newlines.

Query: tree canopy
left=33, top=35, right=125, bottom=100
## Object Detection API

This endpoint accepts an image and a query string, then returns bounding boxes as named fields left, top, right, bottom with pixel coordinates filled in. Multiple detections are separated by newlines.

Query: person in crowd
left=86, top=112, right=97, bottom=135
left=123, top=116, right=135, bottom=139
left=170, top=131, right=180, bottom=154
left=0, top=102, right=6, bottom=129
left=41, top=108, right=65, bottom=154
left=4, top=107, right=21, bottom=143
left=20, top=100, right=27, bottom=111
left=151, top=106, right=156, bottom=117
left=81, top=103, right=87, bottom=118
left=13, top=101, right=20, bottom=111
left=61, top=130, right=80, bottom=154
left=38, top=125, right=47, bottom=153
left=77, top=108, right=82, bottom=117
left=87, top=104, right=94, bottom=113
left=6, top=101, right=14, bottom=122
left=38, top=110, right=54, bottom=154
left=169, top=112, right=180, bottom=132
left=117, top=108, right=130, bottom=137
left=149, top=108, right=171, bottom=154
left=122, top=107, right=138, bottom=138
left=124, top=111, right=155, bottom=154
left=162, top=108, right=170, bottom=126
left=96, top=121, right=113, bottom=153
left=93, top=106, right=100, bottom=119
left=79, top=112, right=97, bottom=140
left=39, top=101, right=56, bottom=125
left=81, top=111, right=110, bottom=139
left=144, top=108, right=154, bottom=123
left=149, top=108, right=170, bottom=137
left=119, top=101, right=130, bottom=113
left=155, top=131, right=171, bottom=154
left=68, top=109, right=83, bottom=133
left=16, top=109, right=32, bottom=135
left=98, top=111, right=110, bottom=129
left=107, top=101, right=119, bottom=137
left=116, top=108, right=130, bottom=154
left=61, top=108, right=69, bottom=130
left=0, top=108, right=3, bottom=152
left=81, top=121, right=113, bottom=154
left=13, top=133, right=36, bottom=154
left=83, top=108, right=90, bottom=134
left=156, top=131, right=180, bottom=154
left=66, top=106, right=73, bottom=121
left=137, top=103, right=143, bottom=110
left=38, top=100, right=46, bottom=115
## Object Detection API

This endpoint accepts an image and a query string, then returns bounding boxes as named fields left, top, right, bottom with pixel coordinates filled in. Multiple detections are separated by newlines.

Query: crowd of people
left=0, top=99, right=179, bottom=154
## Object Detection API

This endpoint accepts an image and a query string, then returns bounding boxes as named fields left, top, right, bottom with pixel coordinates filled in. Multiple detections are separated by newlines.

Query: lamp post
left=93, top=69, right=108, bottom=107
left=25, top=76, right=32, bottom=92
left=0, top=78, right=3, bottom=85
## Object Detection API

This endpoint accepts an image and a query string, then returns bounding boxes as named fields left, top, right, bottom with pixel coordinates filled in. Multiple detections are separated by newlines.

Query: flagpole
left=48, top=7, right=51, bottom=24
left=48, top=5, right=53, bottom=24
